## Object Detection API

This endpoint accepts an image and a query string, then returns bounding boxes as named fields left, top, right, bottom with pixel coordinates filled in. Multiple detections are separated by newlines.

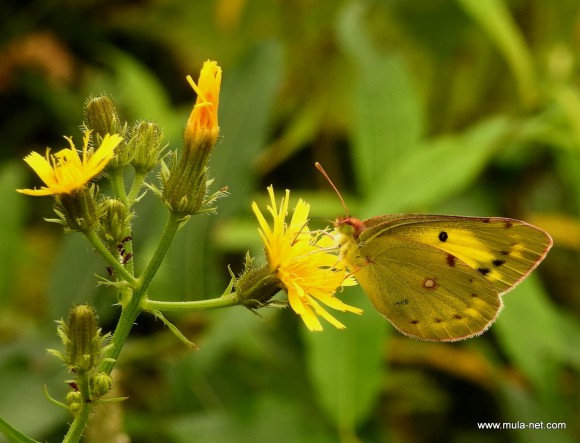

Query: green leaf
left=0, top=416, right=41, bottom=443
left=457, top=0, right=538, bottom=107
left=257, top=98, right=326, bottom=174
left=494, top=275, right=567, bottom=394
left=302, top=289, right=388, bottom=438
left=212, top=41, right=284, bottom=204
left=48, top=234, right=107, bottom=318
left=364, top=116, right=509, bottom=215
left=88, top=48, right=185, bottom=145
left=499, top=383, right=575, bottom=443
left=337, top=0, right=423, bottom=194
left=0, top=340, right=67, bottom=442
left=0, top=162, right=26, bottom=305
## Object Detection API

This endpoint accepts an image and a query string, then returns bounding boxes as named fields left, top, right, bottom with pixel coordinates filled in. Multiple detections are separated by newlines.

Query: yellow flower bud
left=184, top=60, right=221, bottom=148
left=162, top=60, right=222, bottom=216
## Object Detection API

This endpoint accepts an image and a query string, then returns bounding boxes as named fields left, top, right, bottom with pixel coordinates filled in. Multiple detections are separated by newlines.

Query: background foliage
left=1, top=0, right=579, bottom=442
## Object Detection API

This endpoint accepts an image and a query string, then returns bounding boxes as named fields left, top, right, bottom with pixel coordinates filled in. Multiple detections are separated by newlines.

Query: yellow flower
left=252, top=186, right=361, bottom=331
left=17, top=132, right=122, bottom=196
left=185, top=60, right=221, bottom=145
left=162, top=61, right=222, bottom=216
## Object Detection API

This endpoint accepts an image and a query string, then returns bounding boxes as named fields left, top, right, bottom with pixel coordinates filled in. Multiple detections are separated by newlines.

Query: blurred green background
left=1, top=0, right=579, bottom=442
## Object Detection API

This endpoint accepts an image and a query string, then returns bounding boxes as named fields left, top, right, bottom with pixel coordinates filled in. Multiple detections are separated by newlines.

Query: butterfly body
left=336, top=214, right=553, bottom=341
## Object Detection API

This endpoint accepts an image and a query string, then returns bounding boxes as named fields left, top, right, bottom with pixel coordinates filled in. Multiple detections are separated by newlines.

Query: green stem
left=84, top=230, right=137, bottom=285
left=108, top=169, right=128, bottom=205
left=70, top=211, right=186, bottom=438
left=120, top=171, right=149, bottom=277
left=98, top=210, right=182, bottom=374
left=98, top=288, right=141, bottom=375
left=121, top=235, right=135, bottom=276
left=137, top=211, right=182, bottom=292
left=127, top=171, right=147, bottom=204
left=62, top=373, right=91, bottom=443
left=142, top=292, right=240, bottom=312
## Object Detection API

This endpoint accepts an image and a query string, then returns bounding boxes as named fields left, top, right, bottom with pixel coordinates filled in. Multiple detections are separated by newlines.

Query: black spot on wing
left=492, top=259, right=505, bottom=267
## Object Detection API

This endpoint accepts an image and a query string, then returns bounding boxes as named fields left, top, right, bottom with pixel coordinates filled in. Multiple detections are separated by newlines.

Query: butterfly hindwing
left=353, top=236, right=502, bottom=341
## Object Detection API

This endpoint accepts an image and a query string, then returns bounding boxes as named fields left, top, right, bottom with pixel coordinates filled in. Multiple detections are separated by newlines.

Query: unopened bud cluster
left=47, top=96, right=166, bottom=240
left=48, top=305, right=113, bottom=412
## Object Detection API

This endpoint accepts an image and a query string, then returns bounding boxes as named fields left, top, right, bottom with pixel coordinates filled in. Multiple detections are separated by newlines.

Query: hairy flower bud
left=162, top=61, right=222, bottom=216
left=130, top=121, right=166, bottom=173
left=54, top=185, right=100, bottom=232
left=85, top=95, right=131, bottom=168
left=99, top=198, right=131, bottom=248
left=235, top=263, right=281, bottom=310
left=90, top=372, right=113, bottom=397
left=67, top=305, right=101, bottom=372
left=85, top=96, right=122, bottom=138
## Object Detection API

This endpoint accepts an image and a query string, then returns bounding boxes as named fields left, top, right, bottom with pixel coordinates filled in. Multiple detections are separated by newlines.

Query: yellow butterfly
left=317, top=164, right=553, bottom=341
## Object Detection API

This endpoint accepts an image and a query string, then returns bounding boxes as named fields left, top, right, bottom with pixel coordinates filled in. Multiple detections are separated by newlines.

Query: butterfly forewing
left=365, top=215, right=553, bottom=295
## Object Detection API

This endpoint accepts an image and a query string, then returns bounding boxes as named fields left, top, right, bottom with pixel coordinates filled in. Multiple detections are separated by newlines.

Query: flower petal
left=253, top=186, right=361, bottom=331
left=17, top=133, right=122, bottom=196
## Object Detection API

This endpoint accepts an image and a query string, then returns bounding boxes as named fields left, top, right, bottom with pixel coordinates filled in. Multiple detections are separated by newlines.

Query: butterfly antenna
left=315, top=162, right=350, bottom=215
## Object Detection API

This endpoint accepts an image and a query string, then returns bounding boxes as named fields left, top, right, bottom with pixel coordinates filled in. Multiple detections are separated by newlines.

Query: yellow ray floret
left=185, top=60, right=221, bottom=141
left=17, top=133, right=122, bottom=196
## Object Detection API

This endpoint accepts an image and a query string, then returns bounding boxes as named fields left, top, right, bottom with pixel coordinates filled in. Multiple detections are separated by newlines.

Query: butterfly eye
left=438, top=231, right=448, bottom=242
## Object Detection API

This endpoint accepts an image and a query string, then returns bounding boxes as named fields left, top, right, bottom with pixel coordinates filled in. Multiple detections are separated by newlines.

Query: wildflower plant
left=0, top=60, right=361, bottom=443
